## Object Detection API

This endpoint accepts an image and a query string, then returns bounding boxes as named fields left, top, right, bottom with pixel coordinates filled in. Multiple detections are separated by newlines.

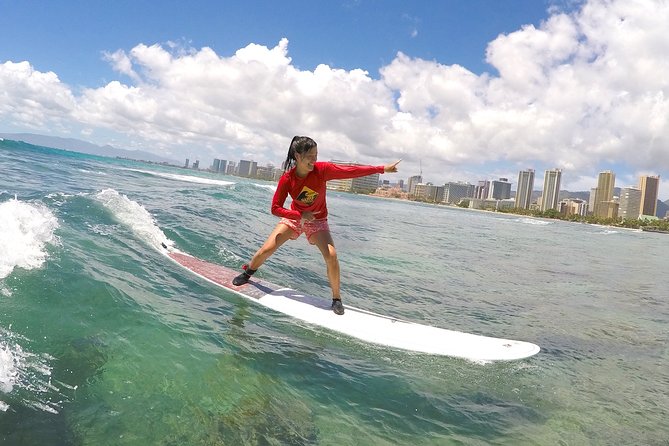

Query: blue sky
left=1, top=0, right=552, bottom=84
left=1, top=0, right=668, bottom=197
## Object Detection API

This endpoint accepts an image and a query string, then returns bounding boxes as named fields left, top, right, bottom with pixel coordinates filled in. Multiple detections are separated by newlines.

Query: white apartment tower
left=407, top=175, right=422, bottom=195
left=619, top=186, right=642, bottom=220
left=540, top=168, right=562, bottom=212
left=515, top=169, right=535, bottom=209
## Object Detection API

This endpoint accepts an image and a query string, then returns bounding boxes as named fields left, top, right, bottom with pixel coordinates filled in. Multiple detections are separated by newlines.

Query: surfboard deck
left=160, top=245, right=540, bottom=361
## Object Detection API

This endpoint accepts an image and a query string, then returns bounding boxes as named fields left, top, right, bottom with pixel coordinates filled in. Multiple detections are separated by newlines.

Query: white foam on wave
left=125, top=168, right=235, bottom=186
left=0, top=328, right=61, bottom=413
left=44, top=192, right=75, bottom=199
left=252, top=183, right=277, bottom=192
left=95, top=189, right=173, bottom=248
left=515, top=218, right=551, bottom=226
left=0, top=343, right=18, bottom=395
left=44, top=191, right=77, bottom=207
left=0, top=197, right=60, bottom=280
left=77, top=168, right=106, bottom=175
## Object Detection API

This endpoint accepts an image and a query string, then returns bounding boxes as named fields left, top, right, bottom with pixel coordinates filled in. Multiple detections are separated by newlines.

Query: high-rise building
left=475, top=180, right=490, bottom=199
left=588, top=188, right=597, bottom=214
left=600, top=201, right=620, bottom=219
left=540, top=168, right=562, bottom=212
left=238, top=160, right=257, bottom=177
left=489, top=178, right=512, bottom=200
left=226, top=161, right=236, bottom=175
left=407, top=175, right=422, bottom=195
left=619, top=186, right=642, bottom=220
left=594, top=170, right=615, bottom=217
left=212, top=159, right=228, bottom=174
left=639, top=175, right=660, bottom=217
left=255, top=164, right=277, bottom=181
left=515, top=169, right=535, bottom=209
left=443, top=182, right=475, bottom=204
left=350, top=173, right=380, bottom=193
left=413, top=183, right=444, bottom=203
left=559, top=198, right=588, bottom=216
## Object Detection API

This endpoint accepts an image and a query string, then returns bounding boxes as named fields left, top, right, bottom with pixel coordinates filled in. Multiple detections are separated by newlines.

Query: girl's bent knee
left=324, top=250, right=338, bottom=264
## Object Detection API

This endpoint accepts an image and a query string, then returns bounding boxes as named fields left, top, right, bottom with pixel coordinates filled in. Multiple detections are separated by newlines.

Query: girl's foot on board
left=331, top=298, right=345, bottom=315
left=232, top=264, right=256, bottom=286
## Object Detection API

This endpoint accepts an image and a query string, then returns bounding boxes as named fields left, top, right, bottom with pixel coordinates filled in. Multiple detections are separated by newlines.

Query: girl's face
left=296, top=147, right=318, bottom=172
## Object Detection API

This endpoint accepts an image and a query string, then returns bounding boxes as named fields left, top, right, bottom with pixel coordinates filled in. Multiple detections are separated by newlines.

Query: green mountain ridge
left=0, top=132, right=179, bottom=165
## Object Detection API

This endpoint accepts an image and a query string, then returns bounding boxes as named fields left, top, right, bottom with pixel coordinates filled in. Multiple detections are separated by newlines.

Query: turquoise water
left=1, top=139, right=667, bottom=445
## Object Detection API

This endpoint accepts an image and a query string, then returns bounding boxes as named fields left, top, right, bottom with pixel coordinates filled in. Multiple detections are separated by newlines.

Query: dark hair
left=283, top=136, right=317, bottom=172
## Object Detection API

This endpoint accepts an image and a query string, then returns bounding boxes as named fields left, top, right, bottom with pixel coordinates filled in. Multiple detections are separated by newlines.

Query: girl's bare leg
left=309, top=230, right=340, bottom=299
left=247, top=223, right=296, bottom=270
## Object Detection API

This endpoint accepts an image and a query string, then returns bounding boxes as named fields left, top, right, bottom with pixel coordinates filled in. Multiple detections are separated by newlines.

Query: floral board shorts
left=279, top=218, right=330, bottom=243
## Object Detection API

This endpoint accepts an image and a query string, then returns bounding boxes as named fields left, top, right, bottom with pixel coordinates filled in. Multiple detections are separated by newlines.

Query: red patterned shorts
left=279, top=218, right=330, bottom=242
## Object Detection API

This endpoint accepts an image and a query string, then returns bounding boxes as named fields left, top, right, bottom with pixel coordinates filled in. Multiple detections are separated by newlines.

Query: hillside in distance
left=0, top=133, right=179, bottom=165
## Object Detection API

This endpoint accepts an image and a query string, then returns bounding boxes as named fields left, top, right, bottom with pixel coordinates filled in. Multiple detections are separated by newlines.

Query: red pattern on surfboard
left=168, top=252, right=239, bottom=289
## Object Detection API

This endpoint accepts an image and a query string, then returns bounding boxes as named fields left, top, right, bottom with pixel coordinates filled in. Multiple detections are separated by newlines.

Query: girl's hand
left=301, top=211, right=321, bottom=222
left=384, top=159, right=402, bottom=173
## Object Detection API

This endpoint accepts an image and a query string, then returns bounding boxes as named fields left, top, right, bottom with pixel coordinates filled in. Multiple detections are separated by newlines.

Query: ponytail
left=283, top=136, right=317, bottom=172
left=283, top=136, right=300, bottom=172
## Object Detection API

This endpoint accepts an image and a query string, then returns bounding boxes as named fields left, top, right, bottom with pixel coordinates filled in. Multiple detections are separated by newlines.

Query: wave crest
left=95, top=189, right=172, bottom=249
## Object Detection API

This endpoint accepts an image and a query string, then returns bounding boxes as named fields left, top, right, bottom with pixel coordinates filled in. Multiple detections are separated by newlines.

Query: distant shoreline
left=364, top=192, right=662, bottom=232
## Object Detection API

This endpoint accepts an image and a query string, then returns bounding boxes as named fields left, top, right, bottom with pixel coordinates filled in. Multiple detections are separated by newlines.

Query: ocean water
left=1, top=139, right=667, bottom=445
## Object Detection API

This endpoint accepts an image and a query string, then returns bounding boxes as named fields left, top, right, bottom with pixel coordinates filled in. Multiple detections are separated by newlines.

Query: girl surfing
left=232, top=136, right=400, bottom=315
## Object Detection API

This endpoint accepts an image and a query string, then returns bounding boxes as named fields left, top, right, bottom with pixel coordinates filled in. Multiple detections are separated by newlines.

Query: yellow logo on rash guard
left=296, top=186, right=318, bottom=205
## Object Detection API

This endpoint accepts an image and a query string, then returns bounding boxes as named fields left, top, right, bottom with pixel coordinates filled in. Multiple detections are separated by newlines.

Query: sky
left=1, top=0, right=668, bottom=197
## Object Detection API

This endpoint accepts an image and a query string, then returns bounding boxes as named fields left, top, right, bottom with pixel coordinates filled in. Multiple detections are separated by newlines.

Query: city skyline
left=199, top=154, right=665, bottom=218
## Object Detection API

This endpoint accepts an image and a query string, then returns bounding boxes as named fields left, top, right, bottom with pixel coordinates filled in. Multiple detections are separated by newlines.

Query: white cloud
left=0, top=61, right=75, bottom=128
left=1, top=0, right=668, bottom=196
left=103, top=49, right=140, bottom=82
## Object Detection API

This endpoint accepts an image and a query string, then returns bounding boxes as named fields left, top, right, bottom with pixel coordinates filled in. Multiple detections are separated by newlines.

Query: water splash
left=0, top=328, right=62, bottom=413
left=0, top=197, right=60, bottom=280
left=95, top=188, right=173, bottom=249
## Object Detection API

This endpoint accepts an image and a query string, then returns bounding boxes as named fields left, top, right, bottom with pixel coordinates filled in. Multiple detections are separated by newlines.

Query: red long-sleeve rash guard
left=271, top=162, right=385, bottom=221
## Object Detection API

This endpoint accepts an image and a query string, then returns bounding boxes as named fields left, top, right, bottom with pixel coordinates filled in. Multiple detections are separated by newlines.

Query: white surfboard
left=159, top=244, right=540, bottom=362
